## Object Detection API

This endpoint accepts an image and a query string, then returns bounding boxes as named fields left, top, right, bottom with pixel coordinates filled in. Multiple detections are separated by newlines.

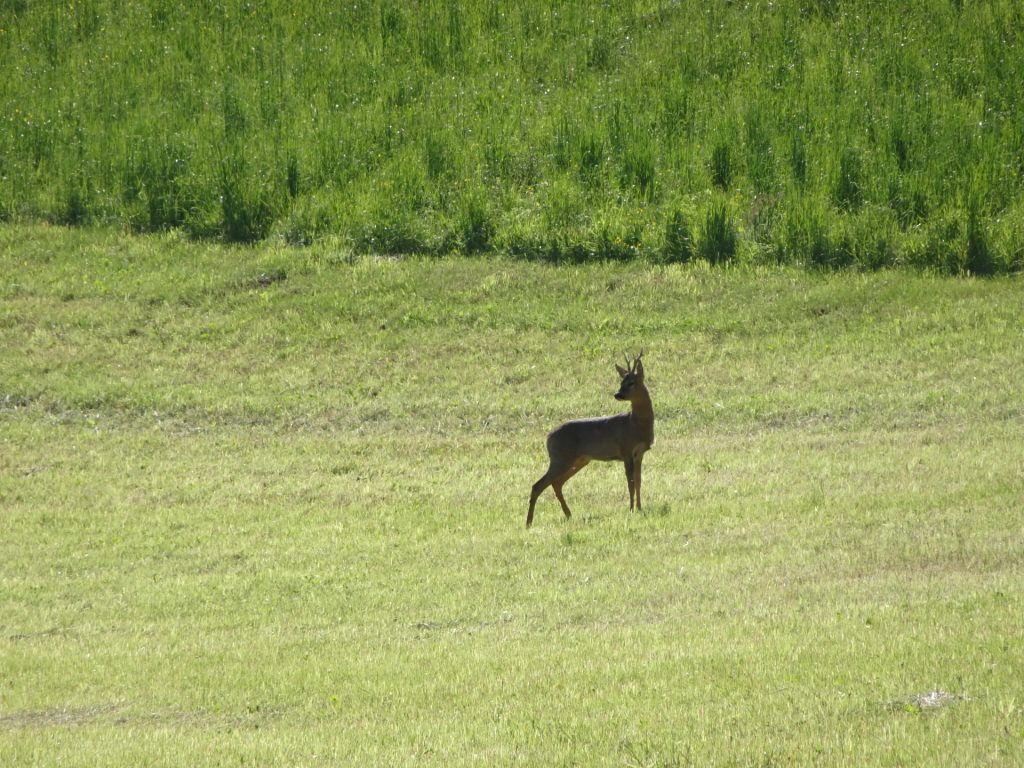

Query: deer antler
left=629, top=350, right=644, bottom=373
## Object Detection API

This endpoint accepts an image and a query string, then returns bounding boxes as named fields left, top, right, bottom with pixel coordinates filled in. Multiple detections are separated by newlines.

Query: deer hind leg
left=528, top=457, right=589, bottom=526
left=528, top=462, right=570, bottom=526
left=527, top=471, right=555, bottom=528
left=552, top=458, right=589, bottom=520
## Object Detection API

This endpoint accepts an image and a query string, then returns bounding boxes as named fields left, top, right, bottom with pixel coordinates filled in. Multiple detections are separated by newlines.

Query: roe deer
left=527, top=352, right=654, bottom=527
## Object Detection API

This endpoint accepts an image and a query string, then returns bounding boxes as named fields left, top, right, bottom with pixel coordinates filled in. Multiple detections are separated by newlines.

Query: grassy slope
left=1, top=224, right=1023, bottom=765
left=2, top=1, right=1024, bottom=269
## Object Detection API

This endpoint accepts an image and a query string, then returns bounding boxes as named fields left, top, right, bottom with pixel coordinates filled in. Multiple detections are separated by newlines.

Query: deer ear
left=634, top=357, right=645, bottom=380
left=615, top=364, right=629, bottom=378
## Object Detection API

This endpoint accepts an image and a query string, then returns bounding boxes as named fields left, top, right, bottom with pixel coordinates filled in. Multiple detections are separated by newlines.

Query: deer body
left=527, top=354, right=654, bottom=527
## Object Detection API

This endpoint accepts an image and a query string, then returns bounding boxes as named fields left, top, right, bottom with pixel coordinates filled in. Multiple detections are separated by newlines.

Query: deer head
left=614, top=351, right=645, bottom=401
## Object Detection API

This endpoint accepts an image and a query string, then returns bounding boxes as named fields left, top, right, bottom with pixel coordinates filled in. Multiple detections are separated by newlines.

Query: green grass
left=2, top=224, right=1023, bottom=765
left=2, top=1, right=1024, bottom=271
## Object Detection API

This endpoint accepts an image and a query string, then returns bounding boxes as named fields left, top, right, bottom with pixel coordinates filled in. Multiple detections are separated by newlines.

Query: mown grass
left=1, top=224, right=1023, bottom=765
left=2, top=1, right=1024, bottom=272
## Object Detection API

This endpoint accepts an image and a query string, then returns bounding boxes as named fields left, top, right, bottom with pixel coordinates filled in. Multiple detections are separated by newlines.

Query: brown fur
left=527, top=353, right=654, bottom=527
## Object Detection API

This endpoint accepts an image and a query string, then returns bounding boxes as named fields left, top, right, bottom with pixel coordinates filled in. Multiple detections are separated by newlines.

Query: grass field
left=1, top=224, right=1022, bottom=765
left=3, top=0, right=1024, bottom=271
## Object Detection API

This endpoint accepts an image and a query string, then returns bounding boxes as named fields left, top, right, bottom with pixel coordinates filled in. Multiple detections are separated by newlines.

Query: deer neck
left=629, top=385, right=655, bottom=427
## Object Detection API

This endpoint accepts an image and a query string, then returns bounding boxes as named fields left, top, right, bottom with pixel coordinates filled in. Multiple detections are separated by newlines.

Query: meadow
left=2, top=0, right=1024, bottom=271
left=1, top=224, right=1023, bottom=765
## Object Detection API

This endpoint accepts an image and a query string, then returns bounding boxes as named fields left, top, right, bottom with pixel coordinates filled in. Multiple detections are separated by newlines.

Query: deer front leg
left=624, top=457, right=636, bottom=511
left=633, top=453, right=644, bottom=512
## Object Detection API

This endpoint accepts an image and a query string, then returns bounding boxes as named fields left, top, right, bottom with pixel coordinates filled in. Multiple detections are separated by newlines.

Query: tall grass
left=1, top=0, right=1023, bottom=271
